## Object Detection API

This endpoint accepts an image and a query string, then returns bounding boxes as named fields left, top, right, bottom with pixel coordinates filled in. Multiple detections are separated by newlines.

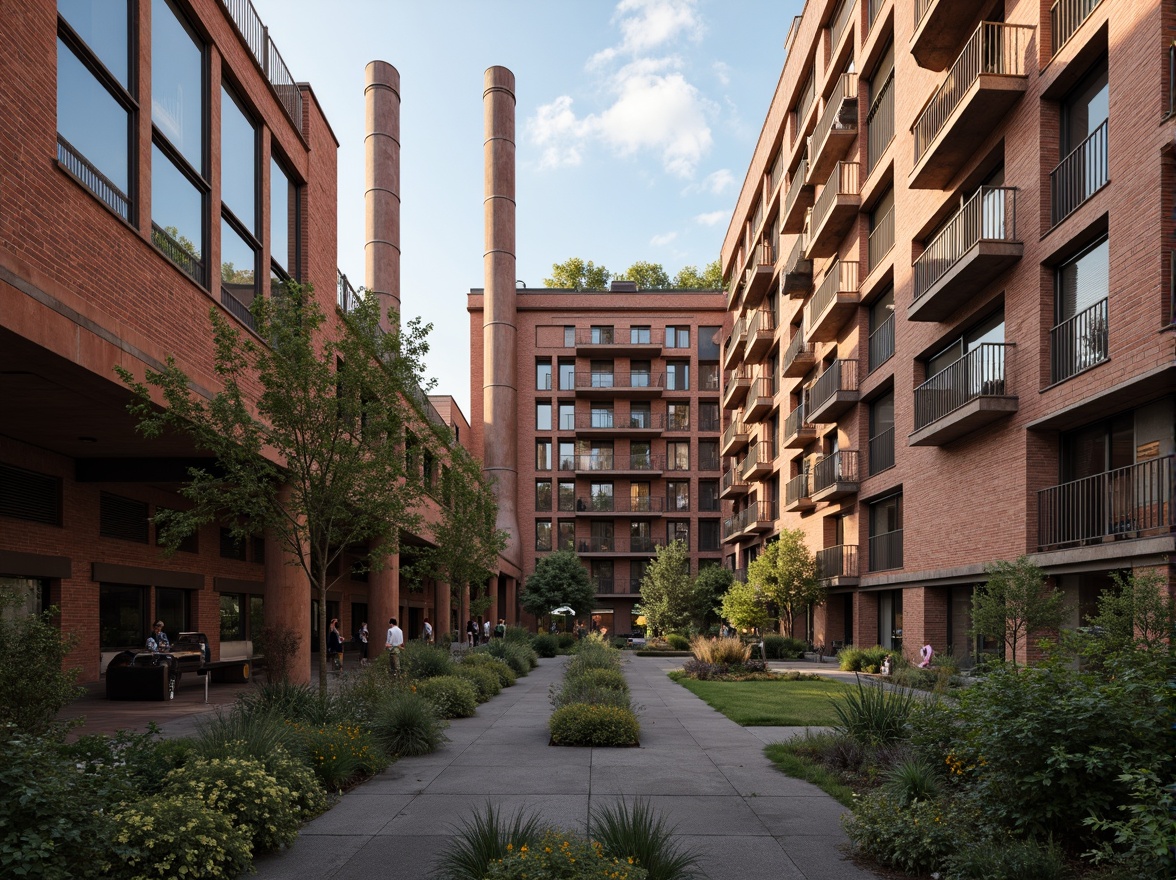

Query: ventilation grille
left=0, top=464, right=62, bottom=526
left=100, top=492, right=149, bottom=543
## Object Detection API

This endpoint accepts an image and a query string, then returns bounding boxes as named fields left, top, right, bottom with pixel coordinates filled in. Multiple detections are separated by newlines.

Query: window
left=630, top=482, right=652, bottom=512
left=667, top=441, right=690, bottom=471
left=667, top=480, right=690, bottom=512
left=221, top=216, right=258, bottom=323
left=536, top=401, right=552, bottom=431
left=591, top=559, right=614, bottom=591
left=630, top=441, right=651, bottom=469
left=629, top=402, right=652, bottom=429
left=868, top=286, right=895, bottom=372
left=536, top=361, right=552, bottom=390
left=699, top=363, right=720, bottom=391
left=666, top=361, right=689, bottom=390
left=667, top=403, right=690, bottom=431
left=590, top=360, right=614, bottom=388
left=559, top=441, right=575, bottom=470
left=270, top=155, right=298, bottom=282
left=591, top=326, right=614, bottom=344
left=630, top=521, right=653, bottom=553
left=868, top=186, right=895, bottom=269
left=156, top=587, right=190, bottom=634
left=699, top=403, right=720, bottom=432
left=557, top=520, right=576, bottom=550
left=535, top=480, right=552, bottom=511
left=536, top=440, right=552, bottom=471
left=100, top=493, right=149, bottom=543
left=631, top=360, right=651, bottom=387
left=869, top=391, right=895, bottom=474
left=590, top=520, right=614, bottom=551
left=558, top=402, right=575, bottom=430
left=699, top=519, right=721, bottom=551
left=591, top=404, right=614, bottom=429
left=589, top=441, right=615, bottom=469
left=630, top=326, right=651, bottom=344
left=699, top=479, right=720, bottom=511
left=1054, top=60, right=1109, bottom=224
left=1052, top=237, right=1109, bottom=383
left=559, top=359, right=576, bottom=390
left=100, top=583, right=146, bottom=648
left=699, top=440, right=720, bottom=471
left=558, top=481, right=576, bottom=512
left=868, top=493, right=903, bottom=572
left=698, top=326, right=721, bottom=360
left=0, top=464, right=62, bottom=526
left=590, top=482, right=614, bottom=511
left=535, top=520, right=552, bottom=552
left=666, top=326, right=690, bottom=348
left=867, top=40, right=895, bottom=174
left=56, top=0, right=133, bottom=220
left=667, top=520, right=690, bottom=548
left=564, top=326, right=575, bottom=347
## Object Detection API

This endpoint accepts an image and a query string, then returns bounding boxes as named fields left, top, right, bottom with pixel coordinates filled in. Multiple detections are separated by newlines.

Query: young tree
left=673, top=259, right=723, bottom=289
left=718, top=578, right=771, bottom=633
left=971, top=556, right=1068, bottom=667
left=0, top=587, right=82, bottom=736
left=619, top=260, right=670, bottom=289
left=692, top=564, right=734, bottom=630
left=638, top=540, right=695, bottom=636
left=1082, top=569, right=1175, bottom=655
left=544, top=257, right=612, bottom=290
left=117, top=283, right=435, bottom=692
left=520, top=549, right=595, bottom=625
left=747, top=529, right=822, bottom=636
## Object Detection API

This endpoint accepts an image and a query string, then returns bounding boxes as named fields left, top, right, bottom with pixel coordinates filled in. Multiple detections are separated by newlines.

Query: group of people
left=326, top=616, right=435, bottom=674
left=465, top=618, right=506, bottom=647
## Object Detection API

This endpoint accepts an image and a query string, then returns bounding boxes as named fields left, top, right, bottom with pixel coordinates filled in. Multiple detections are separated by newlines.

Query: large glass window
left=155, top=587, right=190, bottom=634
left=558, top=481, right=576, bottom=512
left=869, top=391, right=895, bottom=474
left=699, top=479, right=720, bottom=511
left=590, top=361, right=614, bottom=388
left=666, top=480, right=690, bottom=512
left=59, top=1, right=130, bottom=85
left=559, top=360, right=576, bottom=390
left=629, top=402, right=652, bottom=429
left=667, top=403, right=690, bottom=431
left=591, top=404, right=614, bottom=429
left=666, top=361, right=689, bottom=390
left=666, top=326, right=690, bottom=348
left=667, top=520, right=690, bottom=547
left=536, top=441, right=552, bottom=471
left=630, top=326, right=651, bottom=344
left=536, top=361, right=552, bottom=390
left=100, top=583, right=146, bottom=649
left=221, top=86, right=256, bottom=230
left=698, top=326, right=720, bottom=360
left=535, top=480, right=552, bottom=511
left=270, top=155, right=297, bottom=278
left=557, top=520, right=576, bottom=551
left=536, top=402, right=553, bottom=431
left=868, top=493, right=903, bottom=572
left=559, top=402, right=575, bottom=430
left=590, top=482, right=614, bottom=511
left=1053, top=238, right=1109, bottom=382
left=221, top=217, right=258, bottom=311
left=535, top=520, right=552, bottom=552
left=559, top=441, right=576, bottom=471
left=631, top=360, right=651, bottom=387
left=220, top=593, right=244, bottom=641
left=667, top=441, right=690, bottom=471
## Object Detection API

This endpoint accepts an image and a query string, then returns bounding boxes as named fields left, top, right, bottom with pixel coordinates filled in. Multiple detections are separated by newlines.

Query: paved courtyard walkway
left=252, top=654, right=881, bottom=880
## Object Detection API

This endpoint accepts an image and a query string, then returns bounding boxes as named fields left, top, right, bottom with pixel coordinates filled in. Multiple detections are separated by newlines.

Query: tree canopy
left=638, top=540, right=696, bottom=636
left=543, top=257, right=612, bottom=291
left=544, top=257, right=723, bottom=290
left=118, top=282, right=438, bottom=691
left=693, top=564, right=734, bottom=629
left=617, top=260, right=670, bottom=290
left=672, top=260, right=723, bottom=289
left=971, top=556, right=1068, bottom=666
left=747, top=529, right=822, bottom=636
left=519, top=549, right=595, bottom=622
left=719, top=578, right=771, bottom=633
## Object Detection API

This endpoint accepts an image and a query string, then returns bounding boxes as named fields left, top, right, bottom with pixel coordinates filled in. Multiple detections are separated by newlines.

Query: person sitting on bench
left=146, top=621, right=170, bottom=652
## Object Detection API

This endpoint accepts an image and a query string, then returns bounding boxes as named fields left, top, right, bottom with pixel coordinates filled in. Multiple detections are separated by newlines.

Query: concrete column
left=436, top=580, right=452, bottom=647
left=505, top=575, right=518, bottom=625
left=368, top=544, right=398, bottom=655
left=365, top=61, right=400, bottom=332
left=264, top=486, right=309, bottom=685
left=487, top=574, right=500, bottom=631
left=482, top=66, right=521, bottom=568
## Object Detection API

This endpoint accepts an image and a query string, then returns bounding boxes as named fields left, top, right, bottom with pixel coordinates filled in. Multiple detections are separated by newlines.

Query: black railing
left=721, top=467, right=745, bottom=495
left=866, top=68, right=894, bottom=175
left=784, top=323, right=815, bottom=373
left=784, top=402, right=814, bottom=440
left=869, top=427, right=895, bottom=474
left=574, top=371, right=664, bottom=389
left=575, top=495, right=666, bottom=514
left=785, top=472, right=810, bottom=504
left=722, top=419, right=746, bottom=449
left=337, top=270, right=360, bottom=312
left=914, top=187, right=1017, bottom=302
left=1051, top=297, right=1108, bottom=383
left=1050, top=119, right=1107, bottom=226
left=817, top=544, right=858, bottom=581
left=913, top=343, right=1012, bottom=430
left=699, top=453, right=721, bottom=471
left=809, top=73, right=858, bottom=168
left=572, top=413, right=666, bottom=431
left=868, top=311, right=895, bottom=373
left=151, top=223, right=205, bottom=286
left=1051, top=0, right=1103, bottom=54
left=221, top=286, right=258, bottom=331
left=1038, top=456, right=1173, bottom=549
left=592, top=577, right=617, bottom=593
left=572, top=454, right=665, bottom=472
left=57, top=134, right=130, bottom=221
left=740, top=442, right=776, bottom=479
left=219, top=0, right=303, bottom=132
left=812, top=450, right=858, bottom=493
left=807, top=260, right=860, bottom=330
left=868, top=529, right=903, bottom=571
left=811, top=162, right=861, bottom=235
left=868, top=205, right=894, bottom=271
left=808, top=359, right=858, bottom=413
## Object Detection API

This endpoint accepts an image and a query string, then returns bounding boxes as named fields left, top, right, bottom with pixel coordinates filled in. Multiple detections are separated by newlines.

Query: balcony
left=867, top=204, right=894, bottom=274
left=574, top=328, right=661, bottom=357
left=733, top=500, right=776, bottom=536
left=910, top=0, right=990, bottom=71
left=807, top=359, right=859, bottom=423
left=910, top=23, right=1034, bottom=189
left=577, top=536, right=664, bottom=556
left=572, top=453, right=665, bottom=476
left=868, top=528, right=903, bottom=572
left=909, top=187, right=1022, bottom=322
left=573, top=412, right=664, bottom=438
left=805, top=260, right=861, bottom=343
left=807, top=73, right=859, bottom=184
left=1050, top=297, right=1108, bottom=384
left=783, top=323, right=817, bottom=378
left=1037, top=455, right=1174, bottom=550
left=782, top=233, right=814, bottom=298
left=726, top=268, right=742, bottom=311
left=805, top=162, right=861, bottom=259
left=720, top=466, right=749, bottom=498
left=810, top=450, right=859, bottom=503
left=722, top=366, right=753, bottom=409
left=744, top=239, right=776, bottom=310
left=740, top=443, right=776, bottom=481
left=784, top=471, right=814, bottom=513
left=744, top=309, right=777, bottom=363
left=722, top=322, right=746, bottom=371
left=574, top=371, right=664, bottom=399
left=817, top=544, right=859, bottom=587
left=721, top=417, right=750, bottom=457
left=1051, top=0, right=1104, bottom=55
left=869, top=427, right=895, bottom=474
left=783, top=402, right=818, bottom=448
left=745, top=377, right=776, bottom=423
left=574, top=495, right=666, bottom=516
left=781, top=156, right=814, bottom=233
left=1050, top=119, right=1108, bottom=227
left=866, top=68, right=895, bottom=177
left=910, top=343, right=1017, bottom=446
left=868, top=311, right=895, bottom=373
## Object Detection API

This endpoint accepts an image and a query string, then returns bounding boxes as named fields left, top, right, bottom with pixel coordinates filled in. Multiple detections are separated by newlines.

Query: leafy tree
left=692, top=564, right=733, bottom=630
left=520, top=550, right=595, bottom=624
left=673, top=259, right=723, bottom=289
left=1083, top=569, right=1175, bottom=653
left=0, top=587, right=82, bottom=736
left=970, top=556, right=1067, bottom=667
left=618, top=260, right=670, bottom=290
left=747, top=529, right=821, bottom=636
left=718, top=578, right=771, bottom=633
left=117, top=282, right=435, bottom=692
left=544, top=257, right=611, bottom=290
left=639, top=540, right=695, bottom=635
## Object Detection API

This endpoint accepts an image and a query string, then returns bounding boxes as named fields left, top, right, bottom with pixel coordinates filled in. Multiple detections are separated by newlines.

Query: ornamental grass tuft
left=830, top=675, right=916, bottom=747
left=689, top=635, right=749, bottom=665
left=369, top=688, right=449, bottom=757
left=591, top=798, right=699, bottom=880
left=430, top=802, right=546, bottom=880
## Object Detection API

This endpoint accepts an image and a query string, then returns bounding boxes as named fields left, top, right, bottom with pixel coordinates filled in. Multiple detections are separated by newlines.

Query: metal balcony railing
left=152, top=223, right=205, bottom=287
left=783, top=232, right=809, bottom=280
left=869, top=426, right=895, bottom=474
left=749, top=376, right=775, bottom=402
left=868, top=528, right=903, bottom=571
left=784, top=157, right=810, bottom=220
left=57, top=134, right=130, bottom=221
left=740, top=443, right=776, bottom=479
left=913, top=0, right=934, bottom=28
left=812, top=450, right=859, bottom=493
left=721, top=467, right=746, bottom=495
left=1038, top=456, right=1174, bottom=549
left=746, top=308, right=776, bottom=342
left=575, top=495, right=665, bottom=514
left=913, top=343, right=1012, bottom=430
left=866, top=68, right=894, bottom=175
left=572, top=453, right=665, bottom=472
left=785, top=402, right=814, bottom=439
left=573, top=413, right=666, bottom=431
left=869, top=0, right=885, bottom=27
left=722, top=418, right=746, bottom=449
left=830, top=0, right=856, bottom=50
left=807, top=260, right=860, bottom=329
left=784, top=323, right=816, bottom=374
left=1050, top=119, right=1108, bottom=226
left=809, top=73, right=858, bottom=166
left=817, top=544, right=859, bottom=581
left=797, top=72, right=817, bottom=127
left=786, top=471, right=811, bottom=505
left=808, top=359, right=858, bottom=413
left=592, top=577, right=619, bottom=593
left=337, top=270, right=360, bottom=312
left=811, top=162, right=860, bottom=234
left=1051, top=0, right=1103, bottom=55
left=1050, top=297, right=1108, bottom=384
left=219, top=0, right=303, bottom=132
left=868, top=311, right=895, bottom=373
left=914, top=187, right=1017, bottom=303
left=913, top=23, right=1034, bottom=163
left=574, top=371, right=663, bottom=389
left=868, top=205, right=894, bottom=271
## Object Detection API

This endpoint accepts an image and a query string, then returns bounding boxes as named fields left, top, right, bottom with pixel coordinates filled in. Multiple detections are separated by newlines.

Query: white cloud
left=650, top=231, right=678, bottom=246
left=530, top=95, right=588, bottom=169
left=682, top=168, right=734, bottom=196
left=712, top=60, right=731, bottom=86
left=694, top=210, right=727, bottom=226
left=589, top=0, right=704, bottom=67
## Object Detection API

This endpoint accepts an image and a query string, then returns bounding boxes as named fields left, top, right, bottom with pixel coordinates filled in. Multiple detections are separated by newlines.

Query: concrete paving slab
left=691, top=834, right=808, bottom=880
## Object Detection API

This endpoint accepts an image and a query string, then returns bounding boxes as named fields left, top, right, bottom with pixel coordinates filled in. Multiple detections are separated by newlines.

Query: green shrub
left=1083, top=768, right=1176, bottom=877
left=611, top=636, right=629, bottom=650
left=108, top=795, right=251, bottom=880
left=549, top=703, right=640, bottom=747
left=417, top=675, right=479, bottom=719
left=483, top=640, right=533, bottom=676
left=883, top=755, right=944, bottom=806
left=664, top=633, right=690, bottom=650
left=556, top=633, right=576, bottom=650
left=463, top=652, right=517, bottom=688
left=484, top=828, right=649, bottom=880
left=762, top=635, right=807, bottom=660
left=531, top=633, right=559, bottom=658
left=844, top=790, right=976, bottom=875
left=567, top=666, right=628, bottom=693
left=432, top=803, right=546, bottom=880
left=0, top=595, right=83, bottom=736
left=550, top=679, right=633, bottom=712
left=454, top=664, right=502, bottom=702
left=334, top=662, right=406, bottom=725
left=831, top=676, right=916, bottom=746
left=402, top=640, right=456, bottom=680
left=194, top=705, right=301, bottom=760
left=370, top=689, right=448, bottom=757
left=503, top=625, right=533, bottom=643
left=837, top=645, right=890, bottom=672
left=566, top=638, right=622, bottom=676
left=164, top=755, right=299, bottom=852
left=591, top=798, right=698, bottom=880
left=61, top=728, right=194, bottom=797
left=286, top=721, right=387, bottom=790
left=690, top=635, right=750, bottom=665
left=944, top=837, right=1070, bottom=880
left=263, top=746, right=328, bottom=820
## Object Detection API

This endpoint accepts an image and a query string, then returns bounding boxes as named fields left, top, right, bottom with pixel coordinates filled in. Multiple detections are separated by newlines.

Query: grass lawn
left=671, top=676, right=851, bottom=726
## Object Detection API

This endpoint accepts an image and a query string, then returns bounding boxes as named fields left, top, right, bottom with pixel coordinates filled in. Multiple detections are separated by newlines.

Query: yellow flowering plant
left=484, top=830, right=649, bottom=880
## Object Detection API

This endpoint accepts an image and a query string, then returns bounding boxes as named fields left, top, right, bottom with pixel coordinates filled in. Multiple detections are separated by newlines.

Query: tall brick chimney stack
left=364, top=60, right=400, bottom=331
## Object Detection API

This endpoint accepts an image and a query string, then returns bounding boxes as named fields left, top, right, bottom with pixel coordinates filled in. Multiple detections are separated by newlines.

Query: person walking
left=328, top=618, right=344, bottom=672
left=465, top=618, right=476, bottom=648
left=494, top=618, right=506, bottom=639
left=422, top=618, right=433, bottom=643
left=357, top=622, right=369, bottom=666
left=386, top=617, right=404, bottom=676
left=482, top=619, right=491, bottom=643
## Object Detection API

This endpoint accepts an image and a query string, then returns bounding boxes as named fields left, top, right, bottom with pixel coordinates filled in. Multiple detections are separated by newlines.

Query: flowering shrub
left=843, top=790, right=976, bottom=875
left=286, top=721, right=387, bottom=790
left=416, top=674, right=479, bottom=719
left=550, top=703, right=640, bottom=747
left=484, top=830, right=649, bottom=880
left=108, top=795, right=251, bottom=880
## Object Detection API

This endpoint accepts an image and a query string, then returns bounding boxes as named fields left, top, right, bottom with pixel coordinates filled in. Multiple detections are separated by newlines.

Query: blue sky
left=252, top=0, right=800, bottom=415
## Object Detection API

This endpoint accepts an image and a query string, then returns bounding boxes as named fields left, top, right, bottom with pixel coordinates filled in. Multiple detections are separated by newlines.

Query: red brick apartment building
left=720, top=0, right=1175, bottom=660
left=468, top=283, right=729, bottom=635
left=0, top=0, right=466, bottom=684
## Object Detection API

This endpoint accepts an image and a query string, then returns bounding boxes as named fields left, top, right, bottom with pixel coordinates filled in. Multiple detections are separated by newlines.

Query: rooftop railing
left=219, top=0, right=304, bottom=133
left=913, top=343, right=1011, bottom=431
left=913, top=186, right=1017, bottom=302
left=337, top=270, right=360, bottom=313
